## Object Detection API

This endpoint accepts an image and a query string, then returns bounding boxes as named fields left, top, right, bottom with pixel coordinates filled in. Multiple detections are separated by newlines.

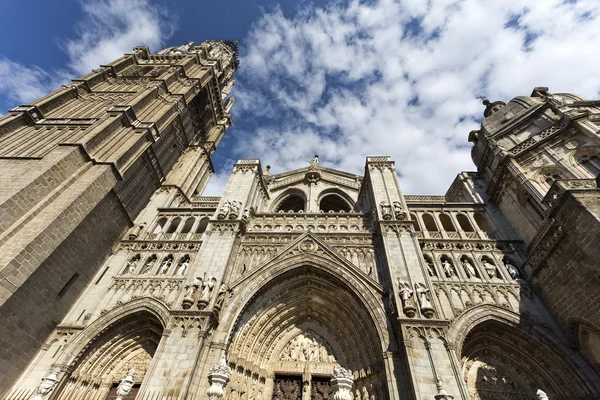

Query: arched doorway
left=460, top=319, right=589, bottom=400
left=53, top=310, right=163, bottom=400
left=226, top=267, right=386, bottom=400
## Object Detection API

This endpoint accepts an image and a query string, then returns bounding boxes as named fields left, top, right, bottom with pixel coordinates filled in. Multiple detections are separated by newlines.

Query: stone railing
left=247, top=213, right=372, bottom=233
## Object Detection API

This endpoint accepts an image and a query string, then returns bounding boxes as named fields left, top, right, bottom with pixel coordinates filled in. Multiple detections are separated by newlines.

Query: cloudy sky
left=1, top=0, right=599, bottom=195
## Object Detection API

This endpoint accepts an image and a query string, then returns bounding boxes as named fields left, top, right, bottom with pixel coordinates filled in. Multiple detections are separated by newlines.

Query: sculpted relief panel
left=463, top=355, right=538, bottom=400
left=279, top=331, right=336, bottom=363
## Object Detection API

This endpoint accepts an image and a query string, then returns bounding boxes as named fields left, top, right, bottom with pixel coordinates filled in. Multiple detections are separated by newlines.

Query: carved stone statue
left=115, top=369, right=135, bottom=400
left=392, top=201, right=406, bottom=220
left=217, top=200, right=232, bottom=220
left=129, top=221, right=146, bottom=240
left=536, top=389, right=549, bottom=400
left=397, top=279, right=416, bottom=318
left=280, top=331, right=336, bottom=362
left=122, top=255, right=140, bottom=275
left=140, top=255, right=156, bottom=274
left=441, top=259, right=455, bottom=278
left=229, top=200, right=241, bottom=220
left=32, top=368, right=60, bottom=400
left=159, top=255, right=173, bottom=274
left=176, top=255, right=190, bottom=275
left=415, top=282, right=434, bottom=318
left=207, top=355, right=232, bottom=400
left=198, top=276, right=217, bottom=310
left=505, top=261, right=520, bottom=280
left=462, top=259, right=477, bottom=279
left=425, top=259, right=436, bottom=277
left=331, top=366, right=353, bottom=400
left=482, top=260, right=497, bottom=279
left=215, top=284, right=227, bottom=309
left=241, top=207, right=251, bottom=222
left=380, top=201, right=393, bottom=220
left=182, top=277, right=201, bottom=309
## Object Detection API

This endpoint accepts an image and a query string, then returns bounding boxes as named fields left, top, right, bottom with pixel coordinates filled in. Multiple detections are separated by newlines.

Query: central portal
left=225, top=266, right=388, bottom=400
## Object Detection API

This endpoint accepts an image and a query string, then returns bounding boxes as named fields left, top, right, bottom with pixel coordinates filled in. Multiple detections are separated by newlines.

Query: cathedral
left=1, top=40, right=600, bottom=400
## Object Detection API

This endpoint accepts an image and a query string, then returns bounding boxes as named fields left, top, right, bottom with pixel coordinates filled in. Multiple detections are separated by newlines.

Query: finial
left=264, top=165, right=271, bottom=176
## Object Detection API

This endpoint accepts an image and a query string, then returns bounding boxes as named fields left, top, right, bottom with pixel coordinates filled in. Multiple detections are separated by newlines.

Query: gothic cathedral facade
left=1, top=42, right=600, bottom=400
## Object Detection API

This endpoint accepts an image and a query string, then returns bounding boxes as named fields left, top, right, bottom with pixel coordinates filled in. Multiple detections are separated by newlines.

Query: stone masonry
left=1, top=47, right=600, bottom=400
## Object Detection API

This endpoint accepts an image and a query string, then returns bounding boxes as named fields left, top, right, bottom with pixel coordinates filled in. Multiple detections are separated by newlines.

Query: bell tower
left=0, top=40, right=237, bottom=394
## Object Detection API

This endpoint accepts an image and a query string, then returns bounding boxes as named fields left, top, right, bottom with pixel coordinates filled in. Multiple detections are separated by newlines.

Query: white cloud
left=66, top=0, right=176, bottom=75
left=0, top=0, right=175, bottom=107
left=0, top=58, right=65, bottom=104
left=233, top=0, right=600, bottom=194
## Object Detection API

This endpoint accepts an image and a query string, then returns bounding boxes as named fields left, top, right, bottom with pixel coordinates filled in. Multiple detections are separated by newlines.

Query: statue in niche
left=379, top=201, right=393, bottom=220
left=462, top=258, right=478, bottom=279
left=441, top=259, right=455, bottom=278
left=122, top=255, right=140, bottom=274
left=482, top=259, right=497, bottom=279
left=140, top=255, right=156, bottom=274
left=397, top=278, right=416, bottom=317
left=392, top=201, right=406, bottom=220
left=425, top=258, right=436, bottom=277
left=504, top=260, right=520, bottom=280
left=355, top=389, right=362, bottom=400
left=176, top=255, right=190, bottom=275
left=362, top=387, right=369, bottom=400
left=159, top=255, right=173, bottom=274
left=414, top=282, right=434, bottom=318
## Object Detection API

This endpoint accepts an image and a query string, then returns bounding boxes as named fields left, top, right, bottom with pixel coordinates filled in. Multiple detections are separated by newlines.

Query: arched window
left=181, top=217, right=195, bottom=234
left=152, top=217, right=167, bottom=234
left=277, top=195, right=305, bottom=212
left=410, top=213, right=420, bottom=231
left=166, top=218, right=181, bottom=234
left=456, top=214, right=473, bottom=231
left=579, top=154, right=600, bottom=176
left=439, top=214, right=456, bottom=231
left=474, top=213, right=492, bottom=232
left=196, top=218, right=209, bottom=234
left=319, top=194, right=352, bottom=212
left=422, top=214, right=438, bottom=231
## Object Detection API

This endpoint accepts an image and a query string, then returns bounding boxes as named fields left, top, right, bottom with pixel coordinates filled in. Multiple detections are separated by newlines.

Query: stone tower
left=0, top=40, right=237, bottom=396
left=2, top=43, right=600, bottom=400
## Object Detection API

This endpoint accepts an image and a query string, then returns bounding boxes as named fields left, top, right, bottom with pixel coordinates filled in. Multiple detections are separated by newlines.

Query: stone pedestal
left=331, top=367, right=354, bottom=400
left=207, top=356, right=232, bottom=400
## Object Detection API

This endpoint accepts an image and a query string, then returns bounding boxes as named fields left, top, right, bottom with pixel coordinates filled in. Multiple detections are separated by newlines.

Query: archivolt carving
left=52, top=308, right=164, bottom=400
left=450, top=307, right=592, bottom=399
left=222, top=260, right=388, bottom=398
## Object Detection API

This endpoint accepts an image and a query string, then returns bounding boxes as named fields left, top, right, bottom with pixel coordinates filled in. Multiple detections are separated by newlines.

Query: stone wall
left=0, top=191, right=130, bottom=396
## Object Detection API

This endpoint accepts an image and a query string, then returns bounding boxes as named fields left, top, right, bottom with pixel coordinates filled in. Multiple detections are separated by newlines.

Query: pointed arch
left=448, top=305, right=595, bottom=398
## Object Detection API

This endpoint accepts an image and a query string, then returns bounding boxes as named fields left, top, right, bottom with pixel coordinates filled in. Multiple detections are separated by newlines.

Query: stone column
left=331, top=366, right=353, bottom=400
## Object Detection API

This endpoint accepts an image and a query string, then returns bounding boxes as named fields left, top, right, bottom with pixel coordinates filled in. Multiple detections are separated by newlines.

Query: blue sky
left=1, top=0, right=600, bottom=195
